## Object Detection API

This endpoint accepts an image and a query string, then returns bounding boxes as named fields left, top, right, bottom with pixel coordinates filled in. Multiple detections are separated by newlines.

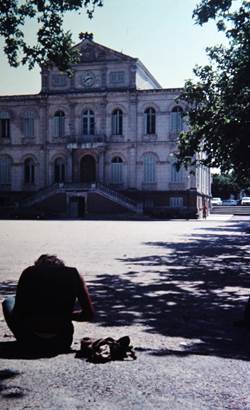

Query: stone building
left=0, top=36, right=211, bottom=217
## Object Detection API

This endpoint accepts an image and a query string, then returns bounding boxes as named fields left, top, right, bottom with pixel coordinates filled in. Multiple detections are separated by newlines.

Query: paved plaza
left=0, top=217, right=250, bottom=409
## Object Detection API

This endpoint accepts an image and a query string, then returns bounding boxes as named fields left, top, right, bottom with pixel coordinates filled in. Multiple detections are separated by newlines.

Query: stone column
left=99, top=97, right=107, bottom=137
left=41, top=69, right=49, bottom=93
left=12, top=163, right=21, bottom=191
left=39, top=101, right=49, bottom=187
left=67, top=152, right=73, bottom=183
left=69, top=102, right=77, bottom=138
left=128, top=145, right=136, bottom=188
left=98, top=150, right=105, bottom=183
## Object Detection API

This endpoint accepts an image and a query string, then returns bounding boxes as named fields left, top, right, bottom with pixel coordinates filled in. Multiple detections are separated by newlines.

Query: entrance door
left=80, top=155, right=96, bottom=183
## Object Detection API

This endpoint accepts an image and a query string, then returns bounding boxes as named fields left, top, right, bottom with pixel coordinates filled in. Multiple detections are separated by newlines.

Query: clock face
left=82, top=71, right=95, bottom=87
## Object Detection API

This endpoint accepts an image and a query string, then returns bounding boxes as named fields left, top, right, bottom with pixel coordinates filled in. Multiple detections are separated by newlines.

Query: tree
left=0, top=0, right=103, bottom=72
left=211, top=173, right=241, bottom=198
left=177, top=0, right=250, bottom=186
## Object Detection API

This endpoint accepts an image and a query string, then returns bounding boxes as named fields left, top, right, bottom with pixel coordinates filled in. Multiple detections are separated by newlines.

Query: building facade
left=0, top=36, right=211, bottom=217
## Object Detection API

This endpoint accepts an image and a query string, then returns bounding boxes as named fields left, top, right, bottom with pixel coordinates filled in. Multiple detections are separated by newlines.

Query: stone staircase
left=21, top=184, right=64, bottom=207
left=21, top=183, right=143, bottom=214
left=95, top=183, right=142, bottom=213
left=211, top=206, right=250, bottom=215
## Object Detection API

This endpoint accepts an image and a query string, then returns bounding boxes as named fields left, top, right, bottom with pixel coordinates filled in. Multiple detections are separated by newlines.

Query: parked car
left=241, top=196, right=250, bottom=205
left=222, top=199, right=237, bottom=206
left=211, top=197, right=223, bottom=206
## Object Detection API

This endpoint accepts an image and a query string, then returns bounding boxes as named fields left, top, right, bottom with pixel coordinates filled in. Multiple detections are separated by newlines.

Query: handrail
left=21, top=181, right=143, bottom=213
left=21, top=183, right=59, bottom=206
left=96, top=182, right=139, bottom=208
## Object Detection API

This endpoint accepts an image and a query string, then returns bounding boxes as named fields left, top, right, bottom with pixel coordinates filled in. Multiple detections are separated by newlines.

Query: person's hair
left=34, top=254, right=65, bottom=267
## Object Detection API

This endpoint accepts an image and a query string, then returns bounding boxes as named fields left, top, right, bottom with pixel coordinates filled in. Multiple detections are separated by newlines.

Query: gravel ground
left=0, top=216, right=250, bottom=409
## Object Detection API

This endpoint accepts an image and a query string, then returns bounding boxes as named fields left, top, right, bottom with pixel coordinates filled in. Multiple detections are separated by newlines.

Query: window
left=170, top=106, right=183, bottom=132
left=23, top=111, right=35, bottom=138
left=112, top=109, right=123, bottom=135
left=144, top=107, right=156, bottom=135
left=143, top=153, right=156, bottom=183
left=53, top=111, right=65, bottom=138
left=170, top=197, right=183, bottom=208
left=83, top=110, right=95, bottom=135
left=0, top=156, right=11, bottom=185
left=24, top=158, right=35, bottom=184
left=171, top=164, right=184, bottom=183
left=52, top=74, right=67, bottom=87
left=144, top=198, right=154, bottom=209
left=54, top=158, right=65, bottom=183
left=109, top=71, right=125, bottom=84
left=111, top=156, right=123, bottom=184
left=0, top=112, right=10, bottom=139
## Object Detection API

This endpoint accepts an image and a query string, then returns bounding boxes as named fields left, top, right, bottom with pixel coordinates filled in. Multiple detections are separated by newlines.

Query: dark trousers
left=2, top=296, right=73, bottom=351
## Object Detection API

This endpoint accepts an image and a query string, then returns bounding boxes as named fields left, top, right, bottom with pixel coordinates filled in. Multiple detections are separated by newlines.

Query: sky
left=0, top=0, right=227, bottom=96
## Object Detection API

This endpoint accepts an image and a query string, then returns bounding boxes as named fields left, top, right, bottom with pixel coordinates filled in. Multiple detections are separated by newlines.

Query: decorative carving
left=80, top=44, right=96, bottom=62
left=79, top=32, right=94, bottom=41
left=79, top=43, right=121, bottom=63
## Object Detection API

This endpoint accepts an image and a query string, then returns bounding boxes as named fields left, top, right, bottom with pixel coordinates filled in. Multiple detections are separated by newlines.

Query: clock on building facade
left=81, top=71, right=96, bottom=87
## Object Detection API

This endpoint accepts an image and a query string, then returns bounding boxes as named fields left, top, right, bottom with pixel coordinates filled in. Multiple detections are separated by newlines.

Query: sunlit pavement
left=0, top=218, right=250, bottom=409
left=207, top=214, right=250, bottom=221
left=206, top=213, right=233, bottom=221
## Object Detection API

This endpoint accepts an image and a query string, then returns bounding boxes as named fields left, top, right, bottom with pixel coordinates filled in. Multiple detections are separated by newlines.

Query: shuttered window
left=112, top=109, right=123, bottom=135
left=53, top=111, right=65, bottom=138
left=144, top=107, right=156, bottom=134
left=111, top=156, right=123, bottom=184
left=24, top=158, right=35, bottom=184
left=83, top=110, right=95, bottom=135
left=0, top=156, right=11, bottom=185
left=54, top=158, right=65, bottom=183
left=144, top=153, right=156, bottom=183
left=171, top=164, right=184, bottom=183
left=23, top=111, right=35, bottom=138
left=170, top=197, right=183, bottom=208
left=0, top=112, right=10, bottom=139
left=170, top=106, right=183, bottom=132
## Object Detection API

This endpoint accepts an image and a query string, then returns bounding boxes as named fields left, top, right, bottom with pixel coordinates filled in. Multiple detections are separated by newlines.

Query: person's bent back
left=2, top=254, right=94, bottom=352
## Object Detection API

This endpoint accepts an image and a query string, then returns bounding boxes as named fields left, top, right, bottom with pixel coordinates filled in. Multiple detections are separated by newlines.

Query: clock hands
left=82, top=72, right=95, bottom=87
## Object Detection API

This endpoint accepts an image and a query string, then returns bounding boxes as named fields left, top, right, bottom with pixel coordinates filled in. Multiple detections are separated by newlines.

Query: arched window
left=0, top=111, right=10, bottom=139
left=170, top=106, right=183, bottom=132
left=144, top=107, right=156, bottom=135
left=0, top=156, right=11, bottom=185
left=171, top=163, right=184, bottom=183
left=112, top=109, right=123, bottom=135
left=54, top=158, right=65, bottom=183
left=23, top=111, right=35, bottom=138
left=83, top=110, right=95, bottom=135
left=111, top=156, right=123, bottom=184
left=143, top=153, right=156, bottom=183
left=53, top=111, right=65, bottom=138
left=24, top=158, right=35, bottom=184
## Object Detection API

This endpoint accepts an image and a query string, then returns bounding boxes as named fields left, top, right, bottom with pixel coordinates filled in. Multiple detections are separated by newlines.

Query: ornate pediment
left=75, top=38, right=135, bottom=64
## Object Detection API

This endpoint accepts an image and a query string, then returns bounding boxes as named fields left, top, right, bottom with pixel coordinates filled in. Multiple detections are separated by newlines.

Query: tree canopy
left=177, top=0, right=250, bottom=186
left=0, top=0, right=103, bottom=72
left=211, top=173, right=241, bottom=198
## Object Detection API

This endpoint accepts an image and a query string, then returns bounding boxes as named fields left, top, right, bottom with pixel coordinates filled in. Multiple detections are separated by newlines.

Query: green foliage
left=0, top=0, right=103, bottom=71
left=177, top=0, right=250, bottom=186
left=211, top=173, right=241, bottom=198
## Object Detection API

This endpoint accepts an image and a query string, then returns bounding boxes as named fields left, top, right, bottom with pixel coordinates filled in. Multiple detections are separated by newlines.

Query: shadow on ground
left=0, top=222, right=249, bottom=361
left=0, top=368, right=26, bottom=400
left=0, top=340, right=76, bottom=360
left=90, top=222, right=250, bottom=360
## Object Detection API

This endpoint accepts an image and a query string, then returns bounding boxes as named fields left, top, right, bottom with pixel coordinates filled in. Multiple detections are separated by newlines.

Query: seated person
left=2, top=254, right=95, bottom=352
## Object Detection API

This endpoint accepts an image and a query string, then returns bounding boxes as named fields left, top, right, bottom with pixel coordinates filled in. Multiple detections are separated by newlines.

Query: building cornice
left=0, top=94, right=45, bottom=101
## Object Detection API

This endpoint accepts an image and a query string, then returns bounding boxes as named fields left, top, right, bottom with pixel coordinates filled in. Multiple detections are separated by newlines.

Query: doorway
left=80, top=155, right=96, bottom=183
